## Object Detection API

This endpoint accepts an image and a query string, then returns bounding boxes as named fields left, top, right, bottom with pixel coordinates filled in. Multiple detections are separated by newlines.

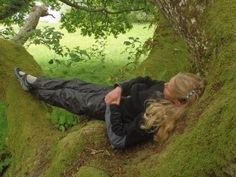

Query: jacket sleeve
left=114, top=76, right=159, bottom=96
left=105, top=104, right=153, bottom=149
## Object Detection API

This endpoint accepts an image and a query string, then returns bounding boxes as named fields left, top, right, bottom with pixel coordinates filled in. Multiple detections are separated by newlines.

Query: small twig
left=85, top=147, right=106, bottom=155
left=46, top=13, right=56, bottom=18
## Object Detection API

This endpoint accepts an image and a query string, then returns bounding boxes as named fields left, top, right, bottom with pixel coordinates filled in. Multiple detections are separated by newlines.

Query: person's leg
left=32, top=77, right=110, bottom=93
left=31, top=87, right=107, bottom=120
left=14, top=67, right=111, bottom=93
left=14, top=67, right=110, bottom=119
left=31, top=88, right=89, bottom=115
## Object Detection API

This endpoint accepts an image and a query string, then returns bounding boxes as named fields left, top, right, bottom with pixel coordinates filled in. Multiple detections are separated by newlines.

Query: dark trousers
left=29, top=77, right=113, bottom=120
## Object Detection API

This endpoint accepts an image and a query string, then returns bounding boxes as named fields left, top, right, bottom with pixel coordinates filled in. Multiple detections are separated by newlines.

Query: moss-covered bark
left=0, top=39, right=58, bottom=176
left=137, top=13, right=190, bottom=80
left=0, top=39, right=107, bottom=177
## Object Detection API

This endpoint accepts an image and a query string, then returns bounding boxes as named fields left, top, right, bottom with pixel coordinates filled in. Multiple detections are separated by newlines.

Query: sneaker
left=14, top=67, right=31, bottom=91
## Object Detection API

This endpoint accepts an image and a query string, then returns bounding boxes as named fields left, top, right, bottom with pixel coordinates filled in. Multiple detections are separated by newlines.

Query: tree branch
left=12, top=5, right=49, bottom=45
left=59, top=0, right=146, bottom=14
left=46, top=13, right=56, bottom=18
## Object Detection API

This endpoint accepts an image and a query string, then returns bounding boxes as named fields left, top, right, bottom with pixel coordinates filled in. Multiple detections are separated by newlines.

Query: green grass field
left=27, top=23, right=155, bottom=84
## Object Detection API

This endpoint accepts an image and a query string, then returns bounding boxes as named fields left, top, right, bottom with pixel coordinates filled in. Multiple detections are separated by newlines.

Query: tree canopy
left=0, top=0, right=156, bottom=66
left=0, top=0, right=156, bottom=38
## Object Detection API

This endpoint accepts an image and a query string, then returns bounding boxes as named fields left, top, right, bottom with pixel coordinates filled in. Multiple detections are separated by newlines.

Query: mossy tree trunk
left=0, top=39, right=108, bottom=177
left=0, top=39, right=59, bottom=176
left=133, top=1, right=236, bottom=177
left=154, top=0, right=210, bottom=72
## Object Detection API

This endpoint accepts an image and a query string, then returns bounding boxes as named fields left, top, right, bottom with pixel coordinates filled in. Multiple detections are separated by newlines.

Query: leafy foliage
left=1, top=0, right=155, bottom=38
left=60, top=0, right=155, bottom=38
left=47, top=37, right=107, bottom=68
left=88, top=38, right=107, bottom=63
left=0, top=0, right=35, bottom=24
left=48, top=46, right=91, bottom=67
left=26, top=26, right=65, bottom=55
left=122, top=36, right=152, bottom=68
left=50, top=107, right=79, bottom=132
left=0, top=26, right=16, bottom=39
left=66, top=47, right=91, bottom=63
left=41, top=0, right=62, bottom=10
left=60, top=8, right=133, bottom=38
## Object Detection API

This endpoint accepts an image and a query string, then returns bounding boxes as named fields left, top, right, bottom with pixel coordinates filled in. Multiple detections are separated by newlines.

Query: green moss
left=43, top=130, right=87, bottom=177
left=0, top=39, right=61, bottom=177
left=0, top=101, right=7, bottom=148
left=75, top=166, right=108, bottom=177
left=43, top=121, right=106, bottom=177
left=136, top=13, right=190, bottom=81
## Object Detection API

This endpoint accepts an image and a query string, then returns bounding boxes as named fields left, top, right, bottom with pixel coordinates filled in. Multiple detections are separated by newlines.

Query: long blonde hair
left=141, top=73, right=206, bottom=143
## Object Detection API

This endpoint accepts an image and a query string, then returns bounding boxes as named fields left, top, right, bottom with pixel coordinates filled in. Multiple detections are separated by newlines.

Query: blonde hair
left=141, top=73, right=206, bottom=143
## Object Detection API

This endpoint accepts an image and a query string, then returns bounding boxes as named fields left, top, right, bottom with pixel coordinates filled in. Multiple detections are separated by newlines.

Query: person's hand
left=105, top=86, right=122, bottom=105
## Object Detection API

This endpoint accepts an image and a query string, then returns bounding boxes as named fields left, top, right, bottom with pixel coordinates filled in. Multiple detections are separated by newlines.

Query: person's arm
left=104, top=86, right=122, bottom=105
left=105, top=76, right=163, bottom=105
left=114, top=76, right=159, bottom=96
left=105, top=104, right=154, bottom=149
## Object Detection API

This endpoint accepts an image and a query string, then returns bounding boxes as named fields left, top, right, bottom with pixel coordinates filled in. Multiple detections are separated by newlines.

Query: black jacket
left=105, top=76, right=165, bottom=148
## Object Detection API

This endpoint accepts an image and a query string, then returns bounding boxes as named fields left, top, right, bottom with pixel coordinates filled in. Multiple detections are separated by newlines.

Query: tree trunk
left=11, top=5, right=49, bottom=45
left=0, top=39, right=107, bottom=177
left=133, top=1, right=236, bottom=176
left=0, top=38, right=58, bottom=176
left=153, top=0, right=211, bottom=73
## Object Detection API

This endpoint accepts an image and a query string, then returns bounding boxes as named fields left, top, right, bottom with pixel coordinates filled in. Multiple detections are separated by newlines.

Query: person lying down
left=14, top=67, right=206, bottom=149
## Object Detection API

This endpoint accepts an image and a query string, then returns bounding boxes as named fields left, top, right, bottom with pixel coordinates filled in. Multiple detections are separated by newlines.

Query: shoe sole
left=14, top=68, right=29, bottom=91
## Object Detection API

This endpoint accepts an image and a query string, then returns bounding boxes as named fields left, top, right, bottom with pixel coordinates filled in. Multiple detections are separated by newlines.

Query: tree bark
left=11, top=5, right=49, bottom=45
left=154, top=0, right=210, bottom=72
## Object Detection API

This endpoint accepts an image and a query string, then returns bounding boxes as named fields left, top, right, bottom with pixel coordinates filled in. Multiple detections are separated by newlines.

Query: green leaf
left=124, top=41, right=131, bottom=45
left=48, top=59, right=54, bottom=64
